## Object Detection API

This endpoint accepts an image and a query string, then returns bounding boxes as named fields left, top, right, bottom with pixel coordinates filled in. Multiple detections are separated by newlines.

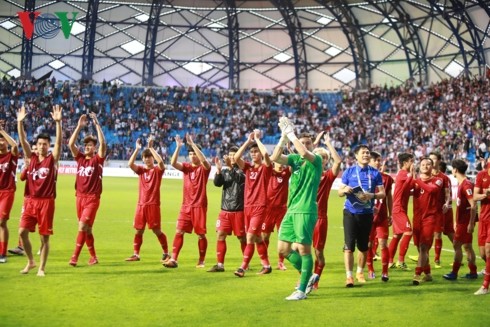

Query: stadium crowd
left=0, top=75, right=489, bottom=172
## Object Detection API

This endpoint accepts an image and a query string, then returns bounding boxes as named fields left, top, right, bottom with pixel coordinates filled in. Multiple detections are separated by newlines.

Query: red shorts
left=20, top=198, right=55, bottom=235
left=370, top=218, right=389, bottom=241
left=433, top=211, right=444, bottom=233
left=413, top=216, right=435, bottom=248
left=177, top=205, right=207, bottom=234
left=392, top=210, right=412, bottom=235
left=443, top=209, right=455, bottom=235
left=313, top=211, right=328, bottom=250
left=216, top=210, right=245, bottom=237
left=76, top=195, right=100, bottom=227
left=244, top=206, right=266, bottom=236
left=454, top=223, right=473, bottom=244
left=134, top=204, right=161, bottom=230
left=0, top=190, right=15, bottom=220
left=478, top=219, right=490, bottom=246
left=262, top=206, right=287, bottom=233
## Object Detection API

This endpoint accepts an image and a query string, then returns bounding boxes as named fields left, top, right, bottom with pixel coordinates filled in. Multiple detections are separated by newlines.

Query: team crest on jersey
left=77, top=166, right=94, bottom=177
left=31, top=167, right=50, bottom=180
left=0, top=162, right=8, bottom=173
left=277, top=177, right=283, bottom=183
left=435, top=179, right=443, bottom=186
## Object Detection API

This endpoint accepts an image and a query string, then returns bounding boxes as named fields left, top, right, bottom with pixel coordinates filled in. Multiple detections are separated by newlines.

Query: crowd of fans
left=0, top=74, right=489, bottom=173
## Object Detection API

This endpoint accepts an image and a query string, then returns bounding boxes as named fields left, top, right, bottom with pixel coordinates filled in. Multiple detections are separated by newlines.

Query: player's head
left=419, top=157, right=434, bottom=175
left=369, top=151, right=382, bottom=170
left=142, top=148, right=154, bottom=167
left=83, top=135, right=98, bottom=156
left=429, top=151, right=442, bottom=168
left=298, top=132, right=314, bottom=151
left=313, top=147, right=330, bottom=167
left=353, top=144, right=370, bottom=166
left=188, top=143, right=202, bottom=165
left=228, top=145, right=239, bottom=165
left=439, top=161, right=447, bottom=174
left=451, top=159, right=468, bottom=175
left=249, top=143, right=262, bottom=163
left=35, top=133, right=51, bottom=156
left=397, top=152, right=414, bottom=169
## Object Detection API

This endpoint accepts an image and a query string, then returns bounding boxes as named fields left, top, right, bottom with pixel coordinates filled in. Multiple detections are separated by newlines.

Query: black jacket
left=214, top=165, right=245, bottom=212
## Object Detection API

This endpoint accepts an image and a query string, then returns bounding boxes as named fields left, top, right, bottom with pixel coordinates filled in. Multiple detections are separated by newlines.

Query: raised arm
left=51, top=104, right=63, bottom=162
left=171, top=134, right=184, bottom=171
left=17, top=106, right=31, bottom=159
left=90, top=112, right=106, bottom=158
left=186, top=134, right=211, bottom=170
left=147, top=136, right=164, bottom=171
left=253, top=129, right=271, bottom=167
left=270, top=134, right=289, bottom=166
left=68, top=114, right=87, bottom=157
left=128, top=139, right=142, bottom=173
left=0, top=123, right=19, bottom=156
left=233, top=133, right=254, bottom=170
left=279, top=117, right=316, bottom=163
left=323, top=133, right=342, bottom=176
left=213, top=156, right=225, bottom=187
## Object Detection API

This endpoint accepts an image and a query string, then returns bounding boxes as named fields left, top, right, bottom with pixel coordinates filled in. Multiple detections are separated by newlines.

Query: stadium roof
left=0, top=0, right=489, bottom=90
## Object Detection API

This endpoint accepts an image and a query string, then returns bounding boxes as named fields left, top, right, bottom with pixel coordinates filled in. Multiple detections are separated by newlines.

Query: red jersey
left=317, top=169, right=336, bottom=214
left=433, top=171, right=450, bottom=209
left=181, top=162, right=210, bottom=207
left=455, top=179, right=474, bottom=225
left=475, top=169, right=490, bottom=222
left=267, top=168, right=291, bottom=208
left=392, top=169, right=413, bottom=214
left=243, top=162, right=272, bottom=207
left=374, top=172, right=394, bottom=221
left=75, top=152, right=105, bottom=197
left=413, top=177, right=443, bottom=222
left=0, top=152, right=18, bottom=191
left=26, top=153, right=57, bottom=198
left=135, top=165, right=163, bottom=205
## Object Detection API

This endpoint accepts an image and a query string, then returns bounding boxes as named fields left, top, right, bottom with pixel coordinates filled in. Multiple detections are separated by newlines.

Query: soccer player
left=233, top=130, right=273, bottom=278
left=367, top=151, right=393, bottom=282
left=443, top=159, right=477, bottom=280
left=68, top=113, right=106, bottom=267
left=0, top=122, right=19, bottom=263
left=338, top=144, right=385, bottom=287
left=163, top=134, right=211, bottom=268
left=429, top=152, right=453, bottom=268
left=308, top=131, right=341, bottom=290
left=262, top=162, right=291, bottom=271
left=207, top=146, right=246, bottom=272
left=270, top=118, right=323, bottom=300
left=388, top=152, right=415, bottom=270
left=17, top=104, right=63, bottom=277
left=125, top=137, right=169, bottom=263
left=473, top=157, right=490, bottom=295
left=412, top=157, right=443, bottom=285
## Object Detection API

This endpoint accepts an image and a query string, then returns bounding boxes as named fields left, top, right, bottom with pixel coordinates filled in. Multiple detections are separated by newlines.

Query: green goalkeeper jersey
left=286, top=153, right=323, bottom=214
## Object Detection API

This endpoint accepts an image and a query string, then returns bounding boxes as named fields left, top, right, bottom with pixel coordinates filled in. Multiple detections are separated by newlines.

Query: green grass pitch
left=0, top=175, right=488, bottom=327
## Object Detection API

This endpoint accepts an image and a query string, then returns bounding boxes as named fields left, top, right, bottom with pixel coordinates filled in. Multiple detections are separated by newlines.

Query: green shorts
left=278, top=212, right=317, bottom=245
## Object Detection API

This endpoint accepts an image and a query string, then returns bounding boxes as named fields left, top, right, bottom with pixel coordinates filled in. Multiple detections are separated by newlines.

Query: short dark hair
left=83, top=135, right=97, bottom=145
left=142, top=149, right=153, bottom=158
left=188, top=143, right=202, bottom=153
left=36, top=133, right=50, bottom=143
left=228, top=145, right=239, bottom=153
left=249, top=143, right=259, bottom=150
left=420, top=156, right=433, bottom=165
left=429, top=151, right=442, bottom=161
left=451, top=159, right=468, bottom=174
left=353, top=144, right=369, bottom=155
left=439, top=161, right=447, bottom=173
left=298, top=132, right=313, bottom=140
left=370, top=151, right=381, bottom=160
left=397, top=152, right=413, bottom=166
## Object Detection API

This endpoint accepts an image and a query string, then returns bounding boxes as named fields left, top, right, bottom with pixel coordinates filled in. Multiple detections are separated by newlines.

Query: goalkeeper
left=270, top=117, right=323, bottom=301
